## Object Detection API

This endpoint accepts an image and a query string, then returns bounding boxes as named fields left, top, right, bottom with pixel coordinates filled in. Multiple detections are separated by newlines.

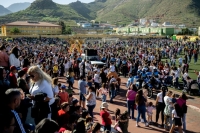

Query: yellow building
left=1, top=21, right=62, bottom=36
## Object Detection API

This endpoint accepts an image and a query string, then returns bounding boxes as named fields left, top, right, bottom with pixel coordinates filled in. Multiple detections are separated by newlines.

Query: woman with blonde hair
left=27, top=66, right=55, bottom=124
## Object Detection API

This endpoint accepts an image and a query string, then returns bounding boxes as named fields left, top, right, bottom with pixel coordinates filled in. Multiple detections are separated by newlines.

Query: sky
left=1, top=0, right=95, bottom=7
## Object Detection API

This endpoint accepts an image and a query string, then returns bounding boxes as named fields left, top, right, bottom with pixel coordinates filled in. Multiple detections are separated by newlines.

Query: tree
left=10, top=27, right=20, bottom=34
left=58, top=21, right=66, bottom=34
left=65, top=26, right=72, bottom=34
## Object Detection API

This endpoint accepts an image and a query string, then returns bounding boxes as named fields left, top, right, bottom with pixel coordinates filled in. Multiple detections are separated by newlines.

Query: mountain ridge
left=7, top=2, right=31, bottom=13
left=0, top=5, right=11, bottom=16
left=0, top=0, right=200, bottom=26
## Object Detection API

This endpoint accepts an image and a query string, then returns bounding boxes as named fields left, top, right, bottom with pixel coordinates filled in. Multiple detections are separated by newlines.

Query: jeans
left=127, top=100, right=135, bottom=119
left=136, top=105, right=147, bottom=123
left=101, top=94, right=107, bottom=102
left=87, top=104, right=96, bottom=118
left=104, top=125, right=111, bottom=131
left=110, top=89, right=115, bottom=102
left=156, top=102, right=165, bottom=125
left=182, top=113, right=186, bottom=131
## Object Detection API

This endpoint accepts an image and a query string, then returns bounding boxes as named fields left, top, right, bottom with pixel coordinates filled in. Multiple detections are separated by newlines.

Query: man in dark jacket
left=0, top=89, right=26, bottom=133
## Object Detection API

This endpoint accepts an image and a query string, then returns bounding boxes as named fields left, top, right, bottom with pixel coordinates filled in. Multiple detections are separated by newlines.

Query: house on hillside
left=1, top=21, right=62, bottom=36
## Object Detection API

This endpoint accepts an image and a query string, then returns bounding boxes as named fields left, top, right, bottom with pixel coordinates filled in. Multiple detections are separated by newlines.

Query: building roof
left=4, top=21, right=61, bottom=27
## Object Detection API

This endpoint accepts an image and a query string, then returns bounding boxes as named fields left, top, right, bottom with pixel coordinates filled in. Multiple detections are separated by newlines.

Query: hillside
left=0, top=5, right=11, bottom=16
left=95, top=0, right=200, bottom=26
left=0, top=0, right=85, bottom=24
left=0, top=0, right=200, bottom=27
left=7, top=2, right=31, bottom=13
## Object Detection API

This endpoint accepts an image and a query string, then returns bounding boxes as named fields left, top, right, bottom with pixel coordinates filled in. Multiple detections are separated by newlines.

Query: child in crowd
left=171, top=93, right=177, bottom=104
left=169, top=103, right=183, bottom=133
left=52, top=78, right=59, bottom=97
left=146, top=102, right=155, bottom=124
left=58, top=83, right=62, bottom=90
left=58, top=85, right=69, bottom=104
left=114, top=108, right=122, bottom=133
left=98, top=83, right=108, bottom=102
left=85, top=116, right=93, bottom=132
left=100, top=102, right=112, bottom=132
left=53, top=62, right=59, bottom=77
left=68, top=93, right=74, bottom=105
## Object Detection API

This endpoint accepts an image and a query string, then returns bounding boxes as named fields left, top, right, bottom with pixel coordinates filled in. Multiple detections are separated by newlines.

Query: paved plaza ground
left=59, top=77, right=200, bottom=133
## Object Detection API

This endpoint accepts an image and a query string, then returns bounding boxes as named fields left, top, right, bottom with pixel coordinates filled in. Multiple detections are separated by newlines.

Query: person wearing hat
left=9, top=65, right=18, bottom=88
left=53, top=62, right=59, bottom=78
left=58, top=85, right=69, bottom=104
left=100, top=102, right=112, bottom=131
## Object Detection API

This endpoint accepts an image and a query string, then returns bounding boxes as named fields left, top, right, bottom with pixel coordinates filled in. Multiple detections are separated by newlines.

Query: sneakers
left=145, top=123, right=149, bottom=127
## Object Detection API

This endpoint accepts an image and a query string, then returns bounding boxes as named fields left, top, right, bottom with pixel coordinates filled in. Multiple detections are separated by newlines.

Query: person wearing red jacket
left=100, top=102, right=112, bottom=131
left=9, top=66, right=18, bottom=88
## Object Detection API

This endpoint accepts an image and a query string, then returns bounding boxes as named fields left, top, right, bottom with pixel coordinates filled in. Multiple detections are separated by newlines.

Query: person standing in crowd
left=126, top=84, right=137, bottom=120
left=58, top=85, right=69, bottom=104
left=0, top=111, right=16, bottom=133
left=98, top=83, right=108, bottom=102
left=52, top=78, right=59, bottom=97
left=135, top=89, right=149, bottom=127
left=57, top=102, right=70, bottom=128
left=17, top=70, right=29, bottom=94
left=35, top=118, right=59, bottom=133
left=85, top=86, right=96, bottom=119
left=9, top=66, right=18, bottom=88
left=100, top=102, right=112, bottom=131
left=68, top=67, right=75, bottom=89
left=177, top=93, right=188, bottom=133
left=155, top=86, right=166, bottom=127
left=1, top=89, right=26, bottom=133
left=9, top=46, right=20, bottom=70
left=53, top=63, right=59, bottom=78
left=169, top=103, right=183, bottom=133
left=27, top=66, right=55, bottom=124
left=0, top=67, right=10, bottom=104
left=94, top=70, right=100, bottom=98
left=78, top=75, right=88, bottom=109
left=0, top=45, right=9, bottom=70
left=164, top=91, right=173, bottom=130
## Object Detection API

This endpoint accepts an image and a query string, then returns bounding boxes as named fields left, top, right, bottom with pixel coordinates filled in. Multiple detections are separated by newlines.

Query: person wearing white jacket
left=9, top=46, right=20, bottom=69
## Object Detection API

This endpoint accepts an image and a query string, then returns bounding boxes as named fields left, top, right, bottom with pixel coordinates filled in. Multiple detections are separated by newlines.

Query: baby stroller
left=186, top=80, right=199, bottom=96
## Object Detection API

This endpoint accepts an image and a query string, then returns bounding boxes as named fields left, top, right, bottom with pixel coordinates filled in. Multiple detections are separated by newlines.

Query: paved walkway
left=59, top=77, right=200, bottom=133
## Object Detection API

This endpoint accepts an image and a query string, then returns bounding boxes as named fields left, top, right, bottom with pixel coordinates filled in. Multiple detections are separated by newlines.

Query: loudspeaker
left=85, top=49, right=97, bottom=56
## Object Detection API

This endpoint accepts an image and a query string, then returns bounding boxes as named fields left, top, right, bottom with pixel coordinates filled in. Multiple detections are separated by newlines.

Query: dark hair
left=131, top=84, right=137, bottom=91
left=148, top=102, right=153, bottom=106
left=92, top=122, right=101, bottom=133
left=174, top=103, right=183, bottom=117
left=161, top=86, right=167, bottom=102
left=135, top=89, right=143, bottom=105
left=61, top=102, right=69, bottom=110
left=69, top=93, right=73, bottom=98
left=11, top=46, right=19, bottom=59
left=86, top=116, right=93, bottom=123
left=0, top=111, right=15, bottom=132
left=82, top=110, right=89, bottom=119
left=180, top=92, right=188, bottom=100
left=5, top=89, right=21, bottom=104
left=0, top=67, right=5, bottom=80
left=52, top=78, right=58, bottom=85
left=58, top=83, right=61, bottom=87
left=89, top=86, right=96, bottom=92
left=115, top=108, right=120, bottom=119
left=35, top=118, right=59, bottom=133
left=75, top=119, right=86, bottom=133
left=18, top=70, right=26, bottom=78
left=74, top=106, right=81, bottom=112
left=0, top=45, right=6, bottom=50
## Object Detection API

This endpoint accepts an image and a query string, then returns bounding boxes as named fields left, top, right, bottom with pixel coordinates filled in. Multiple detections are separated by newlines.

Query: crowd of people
left=0, top=37, right=199, bottom=133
